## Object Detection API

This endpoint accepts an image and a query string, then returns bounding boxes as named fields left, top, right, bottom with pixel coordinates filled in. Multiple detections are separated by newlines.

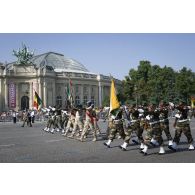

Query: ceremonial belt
left=131, top=120, right=138, bottom=123
left=177, top=119, right=190, bottom=123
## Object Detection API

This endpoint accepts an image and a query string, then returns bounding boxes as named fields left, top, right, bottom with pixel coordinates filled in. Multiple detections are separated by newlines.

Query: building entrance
left=21, top=96, right=29, bottom=110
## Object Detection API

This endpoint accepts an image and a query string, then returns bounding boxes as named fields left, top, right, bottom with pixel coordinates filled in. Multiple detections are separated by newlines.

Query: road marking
left=0, top=144, right=15, bottom=147
left=45, top=139, right=65, bottom=143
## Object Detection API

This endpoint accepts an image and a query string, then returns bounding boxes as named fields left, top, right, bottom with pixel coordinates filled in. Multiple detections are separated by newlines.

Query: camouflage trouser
left=66, top=119, right=74, bottom=129
left=144, top=123, right=163, bottom=146
left=93, top=120, right=100, bottom=131
left=108, top=122, right=125, bottom=141
left=106, top=120, right=113, bottom=139
left=22, top=118, right=29, bottom=127
left=160, top=122, right=172, bottom=141
left=71, top=118, right=83, bottom=136
left=173, top=123, right=193, bottom=144
left=124, top=121, right=144, bottom=143
left=61, top=117, right=66, bottom=129
left=54, top=116, right=61, bottom=129
left=47, top=117, right=55, bottom=128
left=81, top=119, right=96, bottom=139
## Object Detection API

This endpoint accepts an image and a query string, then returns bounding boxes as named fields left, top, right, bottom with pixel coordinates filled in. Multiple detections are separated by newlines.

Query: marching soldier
left=62, top=108, right=75, bottom=136
left=21, top=110, right=28, bottom=127
left=140, top=103, right=165, bottom=155
left=103, top=107, right=125, bottom=148
left=119, top=105, right=144, bottom=151
left=54, top=107, right=62, bottom=132
left=79, top=101, right=97, bottom=142
left=168, top=100, right=194, bottom=151
left=159, top=100, right=173, bottom=146
left=46, top=106, right=57, bottom=133
left=92, top=107, right=101, bottom=135
left=61, top=110, right=69, bottom=134
left=68, top=105, right=84, bottom=138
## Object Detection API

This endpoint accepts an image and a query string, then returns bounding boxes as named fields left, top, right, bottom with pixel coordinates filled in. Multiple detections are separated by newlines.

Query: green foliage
left=122, top=61, right=195, bottom=105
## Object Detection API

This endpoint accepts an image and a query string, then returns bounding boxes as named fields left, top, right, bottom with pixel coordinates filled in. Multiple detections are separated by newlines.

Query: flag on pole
left=33, top=91, right=43, bottom=110
left=191, top=97, right=195, bottom=108
left=110, top=79, right=120, bottom=115
left=67, top=79, right=73, bottom=105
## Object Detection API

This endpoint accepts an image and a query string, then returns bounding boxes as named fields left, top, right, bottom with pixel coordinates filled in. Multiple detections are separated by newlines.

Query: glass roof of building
left=31, top=52, right=89, bottom=72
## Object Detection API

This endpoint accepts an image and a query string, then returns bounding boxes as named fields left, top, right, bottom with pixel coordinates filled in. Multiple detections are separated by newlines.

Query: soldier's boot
left=46, top=128, right=50, bottom=132
left=158, top=146, right=165, bottom=155
left=50, top=128, right=55, bottom=134
left=119, top=142, right=128, bottom=151
left=168, top=142, right=177, bottom=152
left=92, top=136, right=97, bottom=142
left=103, top=139, right=112, bottom=148
left=56, top=128, right=60, bottom=132
left=79, top=135, right=84, bottom=142
left=150, top=138, right=159, bottom=147
left=168, top=140, right=173, bottom=146
left=140, top=145, right=148, bottom=155
left=140, top=142, right=145, bottom=150
left=189, top=144, right=195, bottom=151
left=97, top=129, right=101, bottom=135
left=62, top=128, right=69, bottom=136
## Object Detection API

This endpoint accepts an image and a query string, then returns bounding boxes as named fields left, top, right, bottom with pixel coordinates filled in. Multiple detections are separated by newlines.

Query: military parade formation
left=37, top=99, right=195, bottom=156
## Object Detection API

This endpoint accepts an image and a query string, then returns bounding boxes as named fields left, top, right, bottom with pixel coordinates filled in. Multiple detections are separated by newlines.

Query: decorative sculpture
left=13, top=43, right=34, bottom=65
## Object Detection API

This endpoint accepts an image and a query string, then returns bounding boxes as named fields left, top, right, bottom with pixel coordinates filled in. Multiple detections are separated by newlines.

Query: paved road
left=0, top=119, right=195, bottom=163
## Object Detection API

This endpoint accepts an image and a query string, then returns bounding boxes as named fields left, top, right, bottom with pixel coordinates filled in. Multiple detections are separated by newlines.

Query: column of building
left=52, top=81, right=56, bottom=106
left=4, top=79, right=8, bottom=110
left=29, top=82, right=33, bottom=108
left=43, top=79, right=47, bottom=107
left=16, top=83, right=19, bottom=110
left=80, top=85, right=83, bottom=105
left=98, top=80, right=102, bottom=107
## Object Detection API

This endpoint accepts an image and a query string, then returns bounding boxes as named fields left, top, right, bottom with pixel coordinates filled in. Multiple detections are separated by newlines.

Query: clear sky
left=0, top=33, right=195, bottom=80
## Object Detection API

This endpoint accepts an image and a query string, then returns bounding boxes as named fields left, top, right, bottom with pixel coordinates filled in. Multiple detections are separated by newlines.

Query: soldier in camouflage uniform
left=119, top=105, right=144, bottom=151
left=68, top=105, right=84, bottom=138
left=21, top=110, right=29, bottom=127
left=79, top=101, right=97, bottom=142
left=140, top=103, right=165, bottom=155
left=103, top=108, right=125, bottom=148
left=47, top=107, right=57, bottom=133
left=159, top=100, right=173, bottom=146
left=168, top=101, right=194, bottom=151
left=62, top=108, right=75, bottom=136
left=53, top=107, right=62, bottom=132
left=61, top=110, right=69, bottom=134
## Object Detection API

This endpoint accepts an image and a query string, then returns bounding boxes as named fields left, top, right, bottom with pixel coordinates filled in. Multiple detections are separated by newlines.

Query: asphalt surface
left=0, top=118, right=195, bottom=163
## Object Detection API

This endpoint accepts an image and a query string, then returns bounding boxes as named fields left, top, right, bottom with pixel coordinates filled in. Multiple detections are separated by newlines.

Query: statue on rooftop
left=13, top=43, right=34, bottom=65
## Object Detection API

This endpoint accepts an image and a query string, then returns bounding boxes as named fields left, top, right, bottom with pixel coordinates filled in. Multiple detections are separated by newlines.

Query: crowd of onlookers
left=0, top=110, right=45, bottom=123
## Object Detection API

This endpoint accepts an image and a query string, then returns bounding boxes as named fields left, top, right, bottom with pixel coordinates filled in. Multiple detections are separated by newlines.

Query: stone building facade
left=0, top=52, right=121, bottom=111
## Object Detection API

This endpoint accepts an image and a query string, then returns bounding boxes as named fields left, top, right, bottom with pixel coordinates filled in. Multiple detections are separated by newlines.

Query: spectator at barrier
left=12, top=110, right=17, bottom=123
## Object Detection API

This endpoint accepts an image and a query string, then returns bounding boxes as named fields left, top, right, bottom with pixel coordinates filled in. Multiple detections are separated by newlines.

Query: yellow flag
left=191, top=97, right=195, bottom=108
left=110, top=79, right=120, bottom=114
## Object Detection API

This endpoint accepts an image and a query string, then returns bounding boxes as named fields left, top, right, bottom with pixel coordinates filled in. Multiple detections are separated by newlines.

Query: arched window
left=75, top=96, right=80, bottom=106
left=56, top=96, right=62, bottom=107
left=83, top=96, right=88, bottom=105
